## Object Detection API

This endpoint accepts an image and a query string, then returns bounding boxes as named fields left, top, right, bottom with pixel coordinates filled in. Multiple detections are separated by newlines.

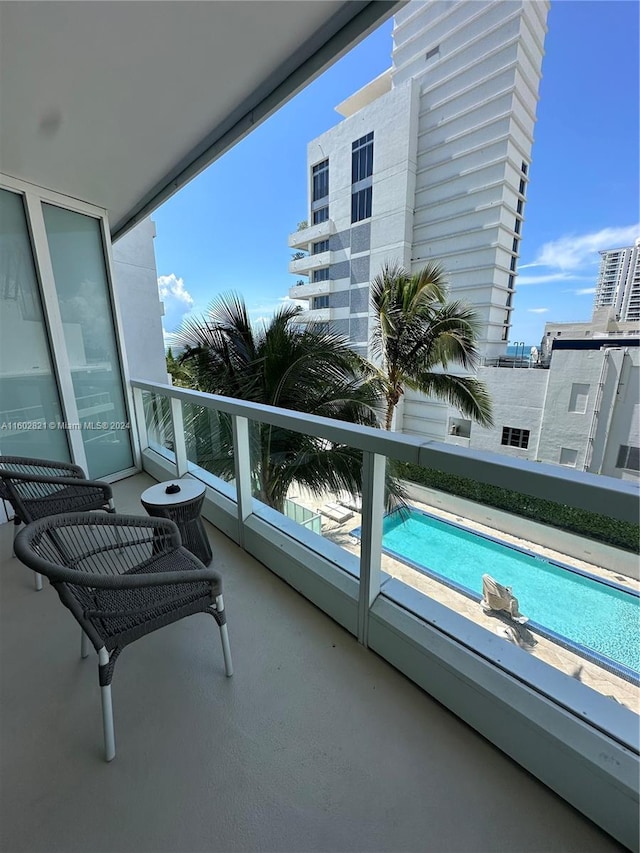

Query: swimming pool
left=377, top=508, right=639, bottom=681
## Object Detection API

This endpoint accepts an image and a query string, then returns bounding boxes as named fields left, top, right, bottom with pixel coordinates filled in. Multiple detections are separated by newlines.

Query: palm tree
left=370, top=262, right=493, bottom=430
left=175, top=292, right=403, bottom=513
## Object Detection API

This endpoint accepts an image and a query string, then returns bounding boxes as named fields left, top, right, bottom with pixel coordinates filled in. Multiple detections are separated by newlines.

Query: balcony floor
left=0, top=474, right=622, bottom=852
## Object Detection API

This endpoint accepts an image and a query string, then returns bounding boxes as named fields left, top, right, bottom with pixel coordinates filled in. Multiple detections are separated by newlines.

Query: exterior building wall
left=537, top=349, right=611, bottom=471
left=594, top=239, right=640, bottom=323
left=597, top=348, right=640, bottom=481
left=299, top=79, right=418, bottom=347
left=111, top=218, right=167, bottom=384
left=466, top=345, right=640, bottom=482
left=289, top=0, right=549, bottom=442
left=469, top=366, right=549, bottom=460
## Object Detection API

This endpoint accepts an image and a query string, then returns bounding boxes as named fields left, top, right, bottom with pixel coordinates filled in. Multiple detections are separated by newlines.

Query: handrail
left=130, top=379, right=640, bottom=524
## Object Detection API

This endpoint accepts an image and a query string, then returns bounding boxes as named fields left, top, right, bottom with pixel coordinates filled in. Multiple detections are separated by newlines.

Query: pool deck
left=294, top=487, right=640, bottom=711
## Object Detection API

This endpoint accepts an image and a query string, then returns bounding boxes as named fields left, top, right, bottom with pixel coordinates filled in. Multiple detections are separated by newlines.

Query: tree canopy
left=370, top=262, right=493, bottom=430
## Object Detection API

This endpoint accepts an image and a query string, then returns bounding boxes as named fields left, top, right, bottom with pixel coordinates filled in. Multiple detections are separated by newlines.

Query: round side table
left=140, top=480, right=213, bottom=566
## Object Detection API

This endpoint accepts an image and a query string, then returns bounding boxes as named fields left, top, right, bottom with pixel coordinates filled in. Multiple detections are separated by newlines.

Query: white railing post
left=232, top=415, right=253, bottom=546
left=132, top=386, right=149, bottom=454
left=358, top=451, right=386, bottom=646
left=170, top=396, right=188, bottom=477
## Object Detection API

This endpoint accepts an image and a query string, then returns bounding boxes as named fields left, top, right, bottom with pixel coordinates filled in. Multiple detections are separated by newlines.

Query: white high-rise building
left=593, top=239, right=640, bottom=323
left=288, top=0, right=549, bottom=439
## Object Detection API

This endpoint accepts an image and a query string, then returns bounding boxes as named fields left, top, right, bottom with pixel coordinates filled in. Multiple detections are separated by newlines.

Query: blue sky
left=154, top=1, right=639, bottom=348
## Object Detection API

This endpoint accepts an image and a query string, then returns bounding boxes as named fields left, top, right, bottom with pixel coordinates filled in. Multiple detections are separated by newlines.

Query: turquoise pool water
left=382, top=509, right=639, bottom=676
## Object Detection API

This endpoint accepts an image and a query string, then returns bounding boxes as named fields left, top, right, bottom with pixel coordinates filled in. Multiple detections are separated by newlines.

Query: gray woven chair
left=15, top=511, right=233, bottom=762
left=0, top=455, right=114, bottom=590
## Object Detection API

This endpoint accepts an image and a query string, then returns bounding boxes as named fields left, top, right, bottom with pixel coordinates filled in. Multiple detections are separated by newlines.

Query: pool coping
left=351, top=506, right=640, bottom=686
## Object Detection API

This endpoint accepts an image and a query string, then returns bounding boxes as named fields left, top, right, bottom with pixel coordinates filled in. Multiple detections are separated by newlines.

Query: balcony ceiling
left=0, top=1, right=397, bottom=238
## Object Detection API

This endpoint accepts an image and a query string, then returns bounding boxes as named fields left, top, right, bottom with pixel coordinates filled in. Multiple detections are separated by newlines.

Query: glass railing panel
left=142, top=391, right=175, bottom=460
left=247, top=418, right=363, bottom=573
left=379, top=458, right=639, bottom=710
left=182, top=401, right=237, bottom=498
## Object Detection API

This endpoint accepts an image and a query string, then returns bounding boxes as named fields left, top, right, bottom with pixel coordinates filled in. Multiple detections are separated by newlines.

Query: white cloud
left=158, top=273, right=194, bottom=332
left=574, top=287, right=596, bottom=296
left=527, top=307, right=549, bottom=314
left=533, top=225, right=639, bottom=271
left=516, top=272, right=586, bottom=286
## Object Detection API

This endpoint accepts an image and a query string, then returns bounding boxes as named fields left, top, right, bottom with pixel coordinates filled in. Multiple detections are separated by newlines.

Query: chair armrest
left=71, top=560, right=222, bottom=590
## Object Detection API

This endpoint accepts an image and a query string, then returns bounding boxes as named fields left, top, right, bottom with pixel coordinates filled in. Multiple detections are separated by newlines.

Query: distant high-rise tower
left=594, top=240, right=640, bottom=323
left=288, top=0, right=549, bottom=439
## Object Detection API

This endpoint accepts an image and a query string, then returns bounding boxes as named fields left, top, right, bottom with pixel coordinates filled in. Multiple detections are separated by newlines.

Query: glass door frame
left=0, top=173, right=141, bottom=481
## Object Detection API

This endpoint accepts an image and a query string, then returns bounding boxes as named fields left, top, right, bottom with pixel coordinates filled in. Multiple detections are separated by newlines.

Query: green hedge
left=395, top=462, right=639, bottom=554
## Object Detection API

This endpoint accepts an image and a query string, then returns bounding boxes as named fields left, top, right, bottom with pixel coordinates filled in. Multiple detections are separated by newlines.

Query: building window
left=521, top=161, right=528, bottom=175
left=312, top=239, right=329, bottom=255
left=501, top=427, right=530, bottom=449
left=352, top=132, right=373, bottom=183
left=616, top=445, right=640, bottom=471
left=508, top=274, right=515, bottom=290
left=510, top=256, right=517, bottom=271
left=514, top=219, right=521, bottom=234
left=568, top=383, right=590, bottom=414
left=559, top=448, right=578, bottom=467
left=512, top=238, right=519, bottom=253
left=313, top=207, right=328, bottom=225
left=426, top=45, right=440, bottom=61
left=351, top=132, right=373, bottom=224
left=516, top=199, right=523, bottom=215
left=351, top=186, right=372, bottom=223
left=312, top=159, right=329, bottom=202
left=312, top=295, right=330, bottom=309
left=519, top=179, right=526, bottom=195
left=312, top=268, right=330, bottom=283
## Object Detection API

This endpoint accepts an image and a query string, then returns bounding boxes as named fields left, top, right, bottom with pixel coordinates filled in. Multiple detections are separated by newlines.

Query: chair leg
left=98, top=648, right=116, bottom=762
left=12, top=518, right=20, bottom=558
left=215, top=595, right=233, bottom=677
left=81, top=630, right=90, bottom=659
left=34, top=572, right=43, bottom=592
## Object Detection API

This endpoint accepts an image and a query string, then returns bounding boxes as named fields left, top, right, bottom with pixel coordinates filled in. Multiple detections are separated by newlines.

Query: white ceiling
left=0, top=1, right=398, bottom=237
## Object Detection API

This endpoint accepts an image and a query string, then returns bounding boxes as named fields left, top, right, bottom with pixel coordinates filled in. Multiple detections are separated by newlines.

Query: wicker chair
left=0, top=455, right=114, bottom=590
left=14, top=512, right=233, bottom=762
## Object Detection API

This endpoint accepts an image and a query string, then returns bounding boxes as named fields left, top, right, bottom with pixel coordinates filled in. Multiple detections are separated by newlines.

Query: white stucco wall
left=111, top=218, right=167, bottom=384
left=537, top=349, right=612, bottom=471
left=598, top=348, right=640, bottom=481
left=469, top=366, right=549, bottom=459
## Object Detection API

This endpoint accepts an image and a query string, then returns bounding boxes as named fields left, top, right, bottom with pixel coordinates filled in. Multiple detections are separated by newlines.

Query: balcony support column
left=232, top=415, right=253, bottom=547
left=132, top=386, right=149, bottom=454
left=170, top=397, right=188, bottom=477
left=358, top=451, right=385, bottom=646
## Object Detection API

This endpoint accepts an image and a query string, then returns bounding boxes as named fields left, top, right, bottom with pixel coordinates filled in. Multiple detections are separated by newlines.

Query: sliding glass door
left=0, top=179, right=135, bottom=479
left=42, top=204, right=133, bottom=478
left=0, top=189, right=70, bottom=461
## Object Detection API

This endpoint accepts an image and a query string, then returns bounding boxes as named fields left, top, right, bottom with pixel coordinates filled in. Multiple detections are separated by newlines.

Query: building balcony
left=2, top=380, right=638, bottom=851
left=288, top=279, right=331, bottom=300
left=3, top=469, right=633, bottom=852
left=288, top=218, right=335, bottom=249
left=297, top=308, right=331, bottom=323
left=288, top=251, right=331, bottom=275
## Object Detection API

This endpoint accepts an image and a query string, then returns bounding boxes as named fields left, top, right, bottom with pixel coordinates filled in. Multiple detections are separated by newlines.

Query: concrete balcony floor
left=0, top=473, right=622, bottom=852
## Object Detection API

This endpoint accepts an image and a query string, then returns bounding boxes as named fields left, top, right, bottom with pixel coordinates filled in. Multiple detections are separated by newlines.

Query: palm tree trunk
left=385, top=399, right=395, bottom=430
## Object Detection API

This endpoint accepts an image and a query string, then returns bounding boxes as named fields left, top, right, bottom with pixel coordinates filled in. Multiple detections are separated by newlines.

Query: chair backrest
left=0, top=456, right=99, bottom=523
left=14, top=512, right=182, bottom=584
